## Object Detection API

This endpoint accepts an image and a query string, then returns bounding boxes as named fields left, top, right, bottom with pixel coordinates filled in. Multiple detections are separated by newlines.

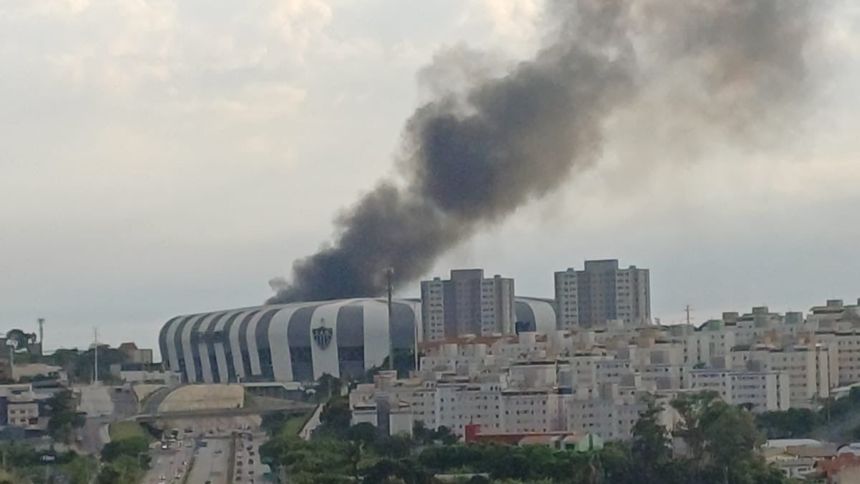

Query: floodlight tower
left=386, top=267, right=394, bottom=371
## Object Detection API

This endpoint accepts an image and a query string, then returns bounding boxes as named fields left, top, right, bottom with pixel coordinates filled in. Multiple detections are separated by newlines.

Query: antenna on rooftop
left=684, top=305, right=694, bottom=335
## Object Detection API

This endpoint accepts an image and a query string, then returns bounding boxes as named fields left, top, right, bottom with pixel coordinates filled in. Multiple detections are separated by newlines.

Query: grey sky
left=1, top=0, right=859, bottom=352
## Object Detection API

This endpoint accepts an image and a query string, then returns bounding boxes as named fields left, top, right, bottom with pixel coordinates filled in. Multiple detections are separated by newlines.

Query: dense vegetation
left=757, top=387, right=860, bottom=440
left=0, top=443, right=97, bottom=484
left=0, top=390, right=99, bottom=483
left=261, top=391, right=792, bottom=484
left=96, top=422, right=155, bottom=482
left=45, top=390, right=85, bottom=443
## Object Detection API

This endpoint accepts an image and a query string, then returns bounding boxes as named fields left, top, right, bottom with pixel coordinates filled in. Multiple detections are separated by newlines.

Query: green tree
left=347, top=422, right=380, bottom=447
left=671, top=391, right=776, bottom=484
left=45, top=390, right=85, bottom=443
left=756, top=408, right=818, bottom=438
left=317, top=373, right=343, bottom=401
left=101, top=436, right=149, bottom=463
left=61, top=455, right=98, bottom=484
left=433, top=426, right=459, bottom=445
left=96, top=455, right=144, bottom=484
left=374, top=434, right=415, bottom=460
left=318, top=396, right=351, bottom=436
left=630, top=397, right=671, bottom=483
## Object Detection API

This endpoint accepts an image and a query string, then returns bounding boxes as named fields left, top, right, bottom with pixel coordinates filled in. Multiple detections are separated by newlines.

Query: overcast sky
left=1, top=0, right=859, bottom=353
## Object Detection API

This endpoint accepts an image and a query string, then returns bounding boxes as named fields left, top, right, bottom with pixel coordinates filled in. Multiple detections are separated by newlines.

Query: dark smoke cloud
left=268, top=0, right=817, bottom=304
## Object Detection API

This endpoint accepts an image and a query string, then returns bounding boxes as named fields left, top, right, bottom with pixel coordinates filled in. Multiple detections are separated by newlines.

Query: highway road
left=186, top=438, right=230, bottom=484
left=136, top=414, right=274, bottom=483
left=232, top=431, right=272, bottom=483
left=143, top=440, right=194, bottom=484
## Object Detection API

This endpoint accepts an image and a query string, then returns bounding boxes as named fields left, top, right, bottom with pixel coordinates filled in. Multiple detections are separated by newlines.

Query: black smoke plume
left=268, top=0, right=817, bottom=304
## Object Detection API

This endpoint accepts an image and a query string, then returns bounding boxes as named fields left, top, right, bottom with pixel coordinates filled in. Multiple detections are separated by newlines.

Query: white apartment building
left=682, top=322, right=736, bottom=366
left=807, top=299, right=860, bottom=330
left=559, top=353, right=639, bottom=390
left=421, top=278, right=447, bottom=342
left=351, top=369, right=643, bottom=441
left=554, top=260, right=651, bottom=330
left=555, top=269, right=580, bottom=330
left=350, top=297, right=860, bottom=444
left=420, top=269, right=516, bottom=341
left=731, top=344, right=837, bottom=408
left=352, top=399, right=414, bottom=436
left=729, top=307, right=785, bottom=347
left=819, top=331, right=860, bottom=385
left=0, top=384, right=40, bottom=429
left=688, top=369, right=790, bottom=412
left=501, top=389, right=564, bottom=434
left=419, top=341, right=496, bottom=377
left=563, top=384, right=648, bottom=441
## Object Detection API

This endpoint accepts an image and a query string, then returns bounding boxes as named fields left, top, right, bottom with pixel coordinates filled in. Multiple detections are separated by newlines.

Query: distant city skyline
left=8, top=255, right=860, bottom=355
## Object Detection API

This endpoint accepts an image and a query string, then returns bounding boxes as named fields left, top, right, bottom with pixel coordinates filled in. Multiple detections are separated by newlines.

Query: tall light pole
left=386, top=267, right=394, bottom=372
left=37, top=318, right=44, bottom=355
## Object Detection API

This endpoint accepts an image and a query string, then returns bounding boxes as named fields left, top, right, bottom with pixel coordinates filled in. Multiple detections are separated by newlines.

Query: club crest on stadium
left=313, top=322, right=333, bottom=349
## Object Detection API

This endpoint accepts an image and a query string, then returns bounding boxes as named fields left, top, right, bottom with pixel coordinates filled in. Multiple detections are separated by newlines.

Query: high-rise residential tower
left=421, top=269, right=515, bottom=341
left=554, top=259, right=650, bottom=329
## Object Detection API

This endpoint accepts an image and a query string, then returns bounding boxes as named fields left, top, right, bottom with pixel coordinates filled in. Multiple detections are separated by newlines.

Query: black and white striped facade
left=159, top=297, right=556, bottom=384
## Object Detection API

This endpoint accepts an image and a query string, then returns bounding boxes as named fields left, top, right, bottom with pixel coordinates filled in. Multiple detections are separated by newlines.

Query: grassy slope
left=283, top=413, right=310, bottom=437
left=108, top=421, right=148, bottom=442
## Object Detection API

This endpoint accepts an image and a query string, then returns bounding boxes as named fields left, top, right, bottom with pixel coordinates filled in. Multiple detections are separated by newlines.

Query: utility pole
left=93, top=327, right=99, bottom=385
left=684, top=305, right=693, bottom=336
left=386, top=267, right=394, bottom=372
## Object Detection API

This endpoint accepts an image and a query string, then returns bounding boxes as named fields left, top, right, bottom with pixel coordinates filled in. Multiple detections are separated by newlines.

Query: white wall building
left=420, top=269, right=516, bottom=341
left=731, top=344, right=837, bottom=408
left=554, top=260, right=651, bottom=329
left=348, top=297, right=860, bottom=442
left=688, top=369, right=790, bottom=412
